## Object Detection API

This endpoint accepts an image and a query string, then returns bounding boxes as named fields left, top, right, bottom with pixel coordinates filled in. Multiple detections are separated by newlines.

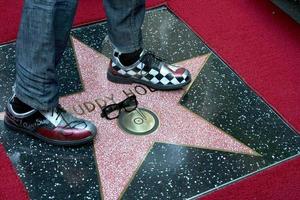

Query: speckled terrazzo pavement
left=180, top=54, right=300, bottom=161
left=60, top=38, right=257, bottom=200
left=70, top=7, right=300, bottom=199
left=0, top=6, right=299, bottom=200
left=123, top=54, right=300, bottom=199
left=0, top=122, right=101, bottom=200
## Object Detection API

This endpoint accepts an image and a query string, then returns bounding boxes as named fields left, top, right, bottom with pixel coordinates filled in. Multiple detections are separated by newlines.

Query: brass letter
left=73, top=104, right=85, bottom=115
left=146, top=85, right=156, bottom=92
left=95, top=99, right=107, bottom=110
left=135, top=85, right=147, bottom=95
left=83, top=102, right=96, bottom=113
left=122, top=88, right=135, bottom=97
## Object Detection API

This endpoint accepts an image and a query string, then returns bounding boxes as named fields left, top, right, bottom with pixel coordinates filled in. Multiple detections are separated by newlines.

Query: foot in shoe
left=4, top=96, right=97, bottom=146
left=107, top=49, right=192, bottom=90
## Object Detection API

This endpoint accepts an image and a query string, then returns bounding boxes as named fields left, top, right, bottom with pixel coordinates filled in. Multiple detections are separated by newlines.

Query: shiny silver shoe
left=107, top=50, right=192, bottom=90
left=4, top=96, right=97, bottom=146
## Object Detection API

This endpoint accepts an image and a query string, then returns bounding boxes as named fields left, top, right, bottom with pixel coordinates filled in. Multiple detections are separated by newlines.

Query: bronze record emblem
left=118, top=108, right=159, bottom=136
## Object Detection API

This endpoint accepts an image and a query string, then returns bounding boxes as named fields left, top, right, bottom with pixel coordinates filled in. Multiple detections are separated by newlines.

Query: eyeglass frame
left=101, top=95, right=138, bottom=120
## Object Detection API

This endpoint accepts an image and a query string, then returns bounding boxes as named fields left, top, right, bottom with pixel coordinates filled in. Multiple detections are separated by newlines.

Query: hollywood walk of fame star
left=60, top=37, right=258, bottom=200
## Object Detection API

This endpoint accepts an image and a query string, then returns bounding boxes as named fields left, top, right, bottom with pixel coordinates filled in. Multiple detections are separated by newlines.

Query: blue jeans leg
left=54, top=0, right=78, bottom=65
left=15, top=0, right=77, bottom=111
left=103, top=0, right=146, bottom=53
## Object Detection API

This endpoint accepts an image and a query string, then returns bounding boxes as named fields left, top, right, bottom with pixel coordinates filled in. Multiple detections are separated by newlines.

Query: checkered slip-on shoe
left=107, top=50, right=192, bottom=90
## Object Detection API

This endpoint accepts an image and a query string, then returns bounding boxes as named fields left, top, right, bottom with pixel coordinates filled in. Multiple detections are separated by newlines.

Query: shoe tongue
left=141, top=53, right=161, bottom=71
left=40, top=108, right=63, bottom=127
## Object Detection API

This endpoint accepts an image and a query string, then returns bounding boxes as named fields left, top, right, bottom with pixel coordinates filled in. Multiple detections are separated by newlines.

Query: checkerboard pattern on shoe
left=107, top=50, right=191, bottom=90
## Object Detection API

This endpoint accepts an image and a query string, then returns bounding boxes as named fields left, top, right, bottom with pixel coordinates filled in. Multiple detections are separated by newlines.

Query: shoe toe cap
left=174, top=68, right=191, bottom=82
left=84, top=121, right=97, bottom=137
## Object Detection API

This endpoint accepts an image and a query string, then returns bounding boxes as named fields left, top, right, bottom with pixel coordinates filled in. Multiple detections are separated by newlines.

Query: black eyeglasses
left=101, top=95, right=138, bottom=120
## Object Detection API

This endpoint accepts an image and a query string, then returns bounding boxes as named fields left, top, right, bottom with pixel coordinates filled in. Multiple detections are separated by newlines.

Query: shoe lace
left=139, top=51, right=178, bottom=75
left=52, top=105, right=87, bottom=129
left=141, top=51, right=166, bottom=66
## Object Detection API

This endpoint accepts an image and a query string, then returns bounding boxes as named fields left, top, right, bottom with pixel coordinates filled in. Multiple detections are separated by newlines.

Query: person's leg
left=54, top=0, right=78, bottom=65
left=103, top=0, right=192, bottom=90
left=15, top=0, right=57, bottom=111
left=7, top=0, right=96, bottom=146
left=15, top=0, right=77, bottom=111
left=103, top=0, right=145, bottom=53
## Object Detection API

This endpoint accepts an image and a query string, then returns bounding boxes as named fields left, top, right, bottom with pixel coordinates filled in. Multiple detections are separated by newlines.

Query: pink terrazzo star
left=60, top=38, right=258, bottom=200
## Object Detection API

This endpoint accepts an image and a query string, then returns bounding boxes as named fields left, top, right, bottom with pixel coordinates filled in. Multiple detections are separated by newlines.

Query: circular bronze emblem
left=118, top=108, right=159, bottom=136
